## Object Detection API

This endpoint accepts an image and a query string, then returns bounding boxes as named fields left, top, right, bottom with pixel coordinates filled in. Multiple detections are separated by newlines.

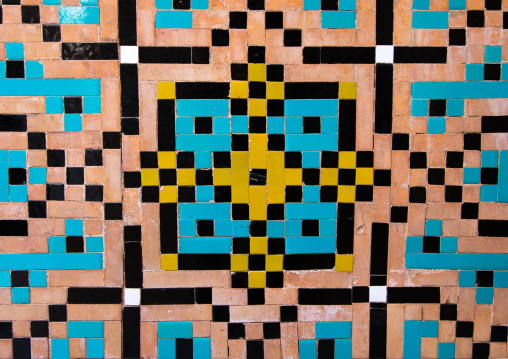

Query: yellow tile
left=158, top=151, right=176, bottom=168
left=231, top=81, right=249, bottom=99
left=249, top=99, right=267, bottom=117
left=285, top=168, right=302, bottom=185
left=267, top=151, right=284, bottom=203
left=157, top=82, right=175, bottom=99
left=161, top=254, right=178, bottom=270
left=248, top=271, right=266, bottom=288
left=339, top=82, right=356, bottom=99
left=250, top=237, right=268, bottom=254
left=321, top=168, right=338, bottom=185
left=249, top=134, right=267, bottom=169
left=248, top=64, right=266, bottom=81
left=356, top=168, right=373, bottom=185
left=160, top=186, right=177, bottom=203
left=338, top=185, right=356, bottom=203
left=266, top=82, right=284, bottom=99
left=249, top=186, right=267, bottom=220
left=232, top=152, right=249, bottom=203
left=231, top=254, right=248, bottom=272
left=214, top=168, right=231, bottom=185
left=177, top=169, right=196, bottom=186
left=338, top=151, right=356, bottom=169
left=141, top=168, right=159, bottom=186
left=335, top=254, right=353, bottom=271
left=266, top=255, right=283, bottom=271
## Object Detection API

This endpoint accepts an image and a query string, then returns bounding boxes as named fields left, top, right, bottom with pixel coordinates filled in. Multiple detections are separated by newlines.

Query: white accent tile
left=125, top=288, right=141, bottom=305
left=120, top=46, right=139, bottom=64
left=376, top=45, right=394, bottom=64
left=370, top=286, right=387, bottom=302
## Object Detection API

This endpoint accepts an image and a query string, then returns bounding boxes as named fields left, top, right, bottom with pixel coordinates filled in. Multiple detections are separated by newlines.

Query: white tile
left=376, top=45, right=394, bottom=64
left=121, top=46, right=139, bottom=64
left=369, top=286, right=387, bottom=302
left=125, top=288, right=141, bottom=305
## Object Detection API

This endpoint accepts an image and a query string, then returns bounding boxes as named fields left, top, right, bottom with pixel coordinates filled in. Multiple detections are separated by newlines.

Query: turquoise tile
left=412, top=81, right=508, bottom=99
left=51, top=339, right=69, bottom=359
left=25, top=61, right=43, bottom=79
left=158, top=339, right=176, bottom=359
left=425, top=219, right=442, bottom=236
left=267, top=117, right=284, bottom=133
left=29, top=270, right=47, bottom=287
left=480, top=185, right=497, bottom=202
left=316, top=322, right=352, bottom=339
left=86, top=237, right=104, bottom=252
left=459, top=271, right=476, bottom=287
left=406, top=253, right=508, bottom=270
left=215, top=220, right=232, bottom=236
left=179, top=237, right=231, bottom=253
left=81, top=0, right=99, bottom=4
left=267, top=220, right=284, bottom=237
left=285, top=236, right=336, bottom=253
left=196, top=185, right=213, bottom=202
left=285, top=220, right=302, bottom=236
left=428, top=116, right=445, bottom=134
left=299, top=340, right=317, bottom=359
left=46, top=97, right=64, bottom=114
left=502, top=64, right=508, bottom=80
left=29, top=167, right=47, bottom=185
left=482, top=150, right=498, bottom=167
left=321, top=117, right=339, bottom=133
left=286, top=134, right=338, bottom=151
left=6, top=43, right=24, bottom=60
left=43, top=0, right=61, bottom=3
left=66, top=219, right=83, bottom=236
left=64, top=114, right=82, bottom=131
left=440, top=237, right=457, bottom=253
left=302, top=152, right=320, bottom=168
left=485, top=46, right=502, bottom=63
left=67, top=321, right=104, bottom=338
left=321, top=11, right=356, bottom=29
left=438, top=343, right=455, bottom=359
left=176, top=117, right=194, bottom=134
left=476, top=287, right=493, bottom=304
left=466, top=64, right=484, bottom=81
left=178, top=203, right=230, bottom=219
left=158, top=321, right=193, bottom=338
left=285, top=100, right=339, bottom=117
left=83, top=97, right=101, bottom=113
left=404, top=321, right=422, bottom=359
left=194, top=151, right=212, bottom=168
left=155, top=0, right=173, bottom=8
left=59, top=6, right=100, bottom=24
left=48, top=236, right=66, bottom=253
left=304, top=0, right=320, bottom=10
left=319, top=220, right=336, bottom=236
left=12, top=287, right=29, bottom=304
left=8, top=150, right=26, bottom=168
left=231, top=116, right=249, bottom=133
left=179, top=220, right=197, bottom=237
left=498, top=151, right=508, bottom=203
left=285, top=116, right=303, bottom=133
left=0, top=271, right=10, bottom=287
left=177, top=100, right=229, bottom=117
left=446, top=99, right=464, bottom=116
left=10, top=185, right=27, bottom=202
left=406, top=236, right=423, bottom=253
left=286, top=203, right=337, bottom=219
left=448, top=0, right=465, bottom=9
left=339, top=0, right=356, bottom=11
left=302, top=186, right=320, bottom=202
left=0, top=253, right=103, bottom=270
left=463, top=167, right=480, bottom=184
left=413, top=0, right=429, bottom=10
left=213, top=117, right=230, bottom=134
left=494, top=271, right=508, bottom=287
left=412, top=11, right=448, bottom=29
left=193, top=338, right=211, bottom=359
left=0, top=62, right=5, bottom=78
left=411, top=99, right=428, bottom=116
left=232, top=220, right=249, bottom=236
left=335, top=339, right=352, bottom=359
left=86, top=338, right=104, bottom=358
left=191, top=0, right=208, bottom=8
left=156, top=10, right=193, bottom=28
left=0, top=79, right=101, bottom=96
left=421, top=321, right=438, bottom=337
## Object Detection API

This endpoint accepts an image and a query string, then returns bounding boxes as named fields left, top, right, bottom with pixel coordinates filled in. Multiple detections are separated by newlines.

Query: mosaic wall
left=0, top=0, right=507, bottom=357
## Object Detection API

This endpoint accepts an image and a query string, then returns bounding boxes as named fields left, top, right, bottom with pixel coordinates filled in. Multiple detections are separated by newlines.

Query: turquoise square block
left=339, top=0, right=356, bottom=11
left=321, top=11, right=356, bottom=29
left=158, top=339, right=176, bottom=359
left=438, top=342, right=455, bottom=359
left=83, top=97, right=101, bottom=113
left=459, top=271, right=476, bottom=287
left=267, top=221, right=284, bottom=237
left=10, top=185, right=27, bottom=202
left=232, top=220, right=249, bottom=236
left=485, top=46, right=502, bottom=63
left=304, top=0, right=320, bottom=10
left=428, top=116, right=445, bottom=134
left=29, top=270, right=47, bottom=287
left=191, top=0, right=208, bottom=9
left=66, top=219, right=83, bottom=236
left=463, top=168, right=480, bottom=184
left=86, top=237, right=104, bottom=252
left=64, top=114, right=82, bottom=131
left=8, top=150, right=26, bottom=168
left=25, top=61, right=43, bottom=78
left=285, top=116, right=303, bottom=133
left=466, top=64, right=484, bottom=81
left=51, top=339, right=69, bottom=359
left=176, top=117, right=193, bottom=134
left=194, top=152, right=212, bottom=168
left=425, top=219, right=442, bottom=236
left=335, top=339, right=352, bottom=359
left=448, top=0, right=466, bottom=9
left=0, top=62, right=5, bottom=78
left=231, top=116, right=248, bottom=133
left=413, top=0, right=429, bottom=10
left=302, top=152, right=320, bottom=168
left=29, top=167, right=47, bottom=185
left=196, top=186, right=214, bottom=202
left=502, top=64, right=508, bottom=80
left=321, top=117, right=338, bottom=133
left=155, top=10, right=193, bottom=28
left=411, top=99, right=429, bottom=116
left=303, top=186, right=320, bottom=202
left=476, top=287, right=493, bottom=304
left=48, top=236, right=66, bottom=253
left=213, top=117, right=230, bottom=134
left=319, top=220, right=335, bottom=236
left=407, top=236, right=423, bottom=253
left=446, top=99, right=464, bottom=116
left=0, top=271, right=11, bottom=287
left=285, top=220, right=302, bottom=236
left=440, top=237, right=457, bottom=253
left=215, top=220, right=232, bottom=236
left=267, top=117, right=284, bottom=134
left=299, top=340, right=317, bottom=359
left=482, top=150, right=498, bottom=167
left=6, top=43, right=24, bottom=60
left=155, top=0, right=172, bottom=8
left=422, top=321, right=438, bottom=337
left=86, top=338, right=104, bottom=358
left=46, top=97, right=64, bottom=114
left=480, top=185, right=497, bottom=202
left=12, top=287, right=29, bottom=304
left=179, top=220, right=197, bottom=236
left=193, top=338, right=211, bottom=359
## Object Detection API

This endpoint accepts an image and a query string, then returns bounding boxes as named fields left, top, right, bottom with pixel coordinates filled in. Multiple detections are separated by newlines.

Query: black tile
left=268, top=237, right=285, bottom=254
left=387, top=287, right=441, bottom=303
left=298, top=288, right=352, bottom=305
left=285, top=152, right=302, bottom=168
left=43, top=25, right=61, bottom=42
left=197, top=220, right=214, bottom=236
left=49, top=305, right=67, bottom=322
left=265, top=11, right=283, bottom=28
left=467, top=10, right=485, bottom=27
left=446, top=151, right=463, bottom=168
left=231, top=63, right=248, bottom=80
left=267, top=100, right=283, bottom=116
left=321, top=0, right=338, bottom=10
left=85, top=185, right=103, bottom=202
left=232, top=134, right=249, bottom=151
left=85, top=149, right=103, bottom=166
left=267, top=204, right=284, bottom=220
left=249, top=255, right=265, bottom=271
left=267, top=64, right=284, bottom=81
left=192, top=47, right=209, bottom=64
left=285, top=186, right=302, bottom=202
left=268, top=134, right=284, bottom=151
left=230, top=11, right=247, bottom=29
left=213, top=152, right=231, bottom=168
left=0, top=322, right=13, bottom=339
left=64, top=97, right=82, bottom=114
left=464, top=133, right=481, bottom=150
left=214, top=186, right=231, bottom=202
left=249, top=81, right=266, bottom=99
left=390, top=206, right=408, bottom=223
left=352, top=286, right=369, bottom=303
left=249, top=169, right=267, bottom=186
left=178, top=186, right=196, bottom=202
left=410, top=152, right=427, bottom=168
left=248, top=288, right=265, bottom=304
left=66, top=167, right=84, bottom=185
left=232, top=203, right=249, bottom=220
left=122, top=117, right=140, bottom=135
left=231, top=99, right=247, bottom=115
left=30, top=321, right=49, bottom=338
left=124, top=225, right=142, bottom=242
left=440, top=303, right=457, bottom=321
left=247, top=0, right=264, bottom=10
left=66, top=236, right=84, bottom=252
left=444, top=185, right=462, bottom=202
left=456, top=321, right=474, bottom=337
left=195, top=288, right=212, bottom=304
left=248, top=46, right=265, bottom=63
left=250, top=220, right=266, bottom=237
left=266, top=272, right=283, bottom=288
left=423, top=236, right=440, bottom=253
left=284, top=29, right=302, bottom=47
left=280, top=305, right=298, bottom=322
left=8, top=168, right=26, bottom=185
left=212, top=29, right=229, bottom=47
left=374, top=169, right=391, bottom=186
left=338, top=168, right=355, bottom=185
left=47, top=149, right=65, bottom=167
left=476, top=271, right=494, bottom=287
left=449, top=28, right=466, bottom=46
left=176, top=152, right=194, bottom=168
left=21, top=5, right=40, bottom=23
left=484, top=63, right=501, bottom=81
left=461, top=202, right=479, bottom=219
left=141, top=288, right=195, bottom=305
left=228, top=323, right=245, bottom=339
left=13, top=338, right=31, bottom=359
left=62, top=43, right=119, bottom=60
left=6, top=61, right=24, bottom=78
left=175, top=338, right=193, bottom=359
left=485, top=0, right=501, bottom=9
left=263, top=322, right=280, bottom=339
left=429, top=99, right=446, bottom=116
left=105, top=203, right=123, bottom=220
left=46, top=184, right=64, bottom=201
left=212, top=305, right=229, bottom=322
left=481, top=167, right=498, bottom=185
left=302, top=168, right=320, bottom=185
left=103, top=131, right=121, bottom=149
left=231, top=271, right=248, bottom=287
left=249, top=116, right=266, bottom=133
left=302, top=220, right=319, bottom=236
left=28, top=201, right=46, bottom=219
left=195, top=117, right=213, bottom=134
left=173, top=0, right=190, bottom=9
left=11, top=270, right=29, bottom=287
left=491, top=325, right=508, bottom=342
left=318, top=339, right=335, bottom=359
left=284, top=254, right=335, bottom=270
left=472, top=343, right=489, bottom=359
left=124, top=171, right=141, bottom=188
left=247, top=341, right=264, bottom=358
